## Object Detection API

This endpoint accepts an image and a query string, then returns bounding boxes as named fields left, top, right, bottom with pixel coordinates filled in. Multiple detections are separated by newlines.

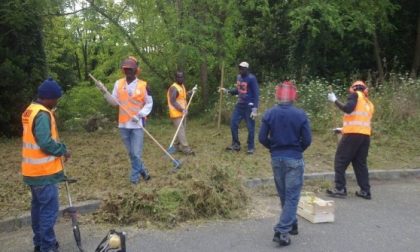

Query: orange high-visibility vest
left=117, top=78, right=147, bottom=123
left=21, top=103, right=63, bottom=177
left=342, top=91, right=374, bottom=135
left=167, top=83, right=187, bottom=118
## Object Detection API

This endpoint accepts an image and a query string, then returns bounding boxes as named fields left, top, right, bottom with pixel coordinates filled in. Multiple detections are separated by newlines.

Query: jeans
left=30, top=184, right=59, bottom=251
left=271, top=156, right=304, bottom=234
left=230, top=103, right=255, bottom=150
left=119, top=128, right=146, bottom=183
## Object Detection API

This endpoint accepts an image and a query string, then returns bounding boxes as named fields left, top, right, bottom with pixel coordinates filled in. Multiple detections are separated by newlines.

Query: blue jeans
left=30, top=184, right=59, bottom=251
left=230, top=103, right=255, bottom=150
left=119, top=128, right=146, bottom=183
left=271, top=156, right=304, bottom=233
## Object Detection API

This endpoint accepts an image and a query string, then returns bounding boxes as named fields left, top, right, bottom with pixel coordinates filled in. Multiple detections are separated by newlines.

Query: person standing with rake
left=104, top=56, right=153, bottom=184
left=167, top=71, right=196, bottom=155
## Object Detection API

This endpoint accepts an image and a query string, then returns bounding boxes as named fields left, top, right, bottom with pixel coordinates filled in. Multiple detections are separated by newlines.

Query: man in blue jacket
left=259, top=81, right=312, bottom=247
left=220, top=61, right=259, bottom=154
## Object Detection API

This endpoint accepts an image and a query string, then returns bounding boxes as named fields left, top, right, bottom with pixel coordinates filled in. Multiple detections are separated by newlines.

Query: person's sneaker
left=289, top=223, right=298, bottom=235
left=247, top=149, right=254, bottom=155
left=355, top=190, right=371, bottom=200
left=272, top=232, right=280, bottom=242
left=182, top=148, right=195, bottom=156
left=142, top=169, right=151, bottom=181
left=326, top=188, right=347, bottom=198
left=278, top=233, right=291, bottom=246
left=225, top=144, right=240, bottom=151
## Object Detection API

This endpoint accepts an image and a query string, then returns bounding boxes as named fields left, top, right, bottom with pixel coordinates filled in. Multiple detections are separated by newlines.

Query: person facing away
left=258, top=81, right=312, bottom=247
left=219, top=61, right=259, bottom=154
left=104, top=56, right=153, bottom=184
left=326, top=80, right=374, bottom=200
left=22, top=77, right=71, bottom=252
left=166, top=71, right=196, bottom=155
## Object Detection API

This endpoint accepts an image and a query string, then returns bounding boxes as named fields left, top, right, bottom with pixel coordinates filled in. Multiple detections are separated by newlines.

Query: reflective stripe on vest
left=342, top=91, right=374, bottom=135
left=117, top=78, right=147, bottom=123
left=167, top=83, right=187, bottom=118
left=21, top=103, right=63, bottom=177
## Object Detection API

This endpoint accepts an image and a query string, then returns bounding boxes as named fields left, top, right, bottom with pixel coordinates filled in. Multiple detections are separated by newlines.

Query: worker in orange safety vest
left=22, top=77, right=71, bottom=252
left=166, top=71, right=195, bottom=155
left=104, top=56, right=153, bottom=184
left=326, top=80, right=374, bottom=200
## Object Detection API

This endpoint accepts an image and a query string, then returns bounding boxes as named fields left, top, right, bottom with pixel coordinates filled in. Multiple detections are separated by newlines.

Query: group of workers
left=21, top=56, right=374, bottom=251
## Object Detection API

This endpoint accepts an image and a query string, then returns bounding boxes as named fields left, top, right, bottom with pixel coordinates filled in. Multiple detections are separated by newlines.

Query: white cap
left=239, top=61, right=249, bottom=68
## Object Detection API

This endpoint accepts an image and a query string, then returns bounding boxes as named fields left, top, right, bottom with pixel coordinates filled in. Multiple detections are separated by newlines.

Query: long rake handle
left=217, top=61, right=224, bottom=130
left=168, top=85, right=197, bottom=148
left=88, top=74, right=178, bottom=163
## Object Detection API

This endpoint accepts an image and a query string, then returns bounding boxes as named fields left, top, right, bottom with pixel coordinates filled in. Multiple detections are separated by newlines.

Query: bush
left=57, top=83, right=116, bottom=131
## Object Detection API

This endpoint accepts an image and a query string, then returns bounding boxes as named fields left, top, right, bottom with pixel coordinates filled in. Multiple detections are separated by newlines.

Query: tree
left=0, top=0, right=49, bottom=136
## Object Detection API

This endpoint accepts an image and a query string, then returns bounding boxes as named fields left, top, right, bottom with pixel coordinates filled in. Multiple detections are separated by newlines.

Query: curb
left=2, top=168, right=419, bottom=233
left=244, top=168, right=420, bottom=188
left=0, top=200, right=101, bottom=233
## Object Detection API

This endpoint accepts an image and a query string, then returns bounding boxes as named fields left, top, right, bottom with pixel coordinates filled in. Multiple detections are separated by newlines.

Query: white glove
left=328, top=92, right=337, bottom=102
left=132, top=115, right=141, bottom=123
left=250, top=108, right=258, bottom=120
left=333, top=127, right=342, bottom=134
left=192, top=85, right=198, bottom=93
left=218, top=87, right=228, bottom=94
left=182, top=109, right=188, bottom=115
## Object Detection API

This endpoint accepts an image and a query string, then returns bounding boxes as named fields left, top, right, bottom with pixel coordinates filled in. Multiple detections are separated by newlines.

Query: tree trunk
left=410, top=13, right=420, bottom=78
left=200, top=60, right=208, bottom=105
left=373, top=31, right=384, bottom=86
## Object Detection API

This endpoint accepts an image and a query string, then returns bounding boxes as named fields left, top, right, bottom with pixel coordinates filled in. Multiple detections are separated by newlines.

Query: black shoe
left=355, top=190, right=371, bottom=200
left=225, top=144, right=240, bottom=151
left=289, top=223, right=298, bottom=235
left=142, top=169, right=151, bottom=181
left=34, top=245, right=40, bottom=252
left=326, top=188, right=347, bottom=198
left=272, top=232, right=280, bottom=242
left=278, top=233, right=291, bottom=246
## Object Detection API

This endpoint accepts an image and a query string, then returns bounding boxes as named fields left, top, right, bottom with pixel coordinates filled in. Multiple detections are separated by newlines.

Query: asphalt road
left=2, top=179, right=419, bottom=252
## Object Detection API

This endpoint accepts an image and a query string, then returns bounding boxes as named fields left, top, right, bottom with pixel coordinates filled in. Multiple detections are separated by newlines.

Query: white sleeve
left=137, top=94, right=153, bottom=118
left=104, top=81, right=119, bottom=107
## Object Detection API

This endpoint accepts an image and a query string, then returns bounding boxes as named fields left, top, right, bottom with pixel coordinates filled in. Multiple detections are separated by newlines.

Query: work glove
left=250, top=108, right=258, bottom=120
left=332, top=127, right=342, bottom=134
left=328, top=92, right=337, bottom=102
left=192, top=85, right=198, bottom=93
left=218, top=87, right=228, bottom=94
left=132, top=115, right=141, bottom=123
left=182, top=109, right=188, bottom=116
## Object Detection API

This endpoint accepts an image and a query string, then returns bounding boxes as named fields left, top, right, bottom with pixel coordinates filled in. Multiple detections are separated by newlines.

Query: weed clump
left=94, top=165, right=248, bottom=228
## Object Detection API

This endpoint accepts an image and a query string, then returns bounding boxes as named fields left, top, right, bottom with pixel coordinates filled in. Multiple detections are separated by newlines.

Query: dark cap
left=121, top=58, right=138, bottom=69
left=38, top=77, right=62, bottom=99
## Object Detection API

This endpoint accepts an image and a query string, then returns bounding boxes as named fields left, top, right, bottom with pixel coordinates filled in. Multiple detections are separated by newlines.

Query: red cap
left=121, top=58, right=137, bottom=69
left=275, top=81, right=297, bottom=102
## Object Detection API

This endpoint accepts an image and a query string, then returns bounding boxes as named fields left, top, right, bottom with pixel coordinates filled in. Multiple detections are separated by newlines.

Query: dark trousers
left=230, top=103, right=255, bottom=150
left=334, top=133, right=371, bottom=193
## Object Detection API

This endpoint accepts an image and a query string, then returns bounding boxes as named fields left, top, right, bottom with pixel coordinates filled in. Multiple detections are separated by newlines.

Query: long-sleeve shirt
left=228, top=73, right=259, bottom=108
left=336, top=93, right=358, bottom=114
left=259, top=103, right=312, bottom=159
left=24, top=110, right=66, bottom=186
left=111, top=78, right=153, bottom=128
